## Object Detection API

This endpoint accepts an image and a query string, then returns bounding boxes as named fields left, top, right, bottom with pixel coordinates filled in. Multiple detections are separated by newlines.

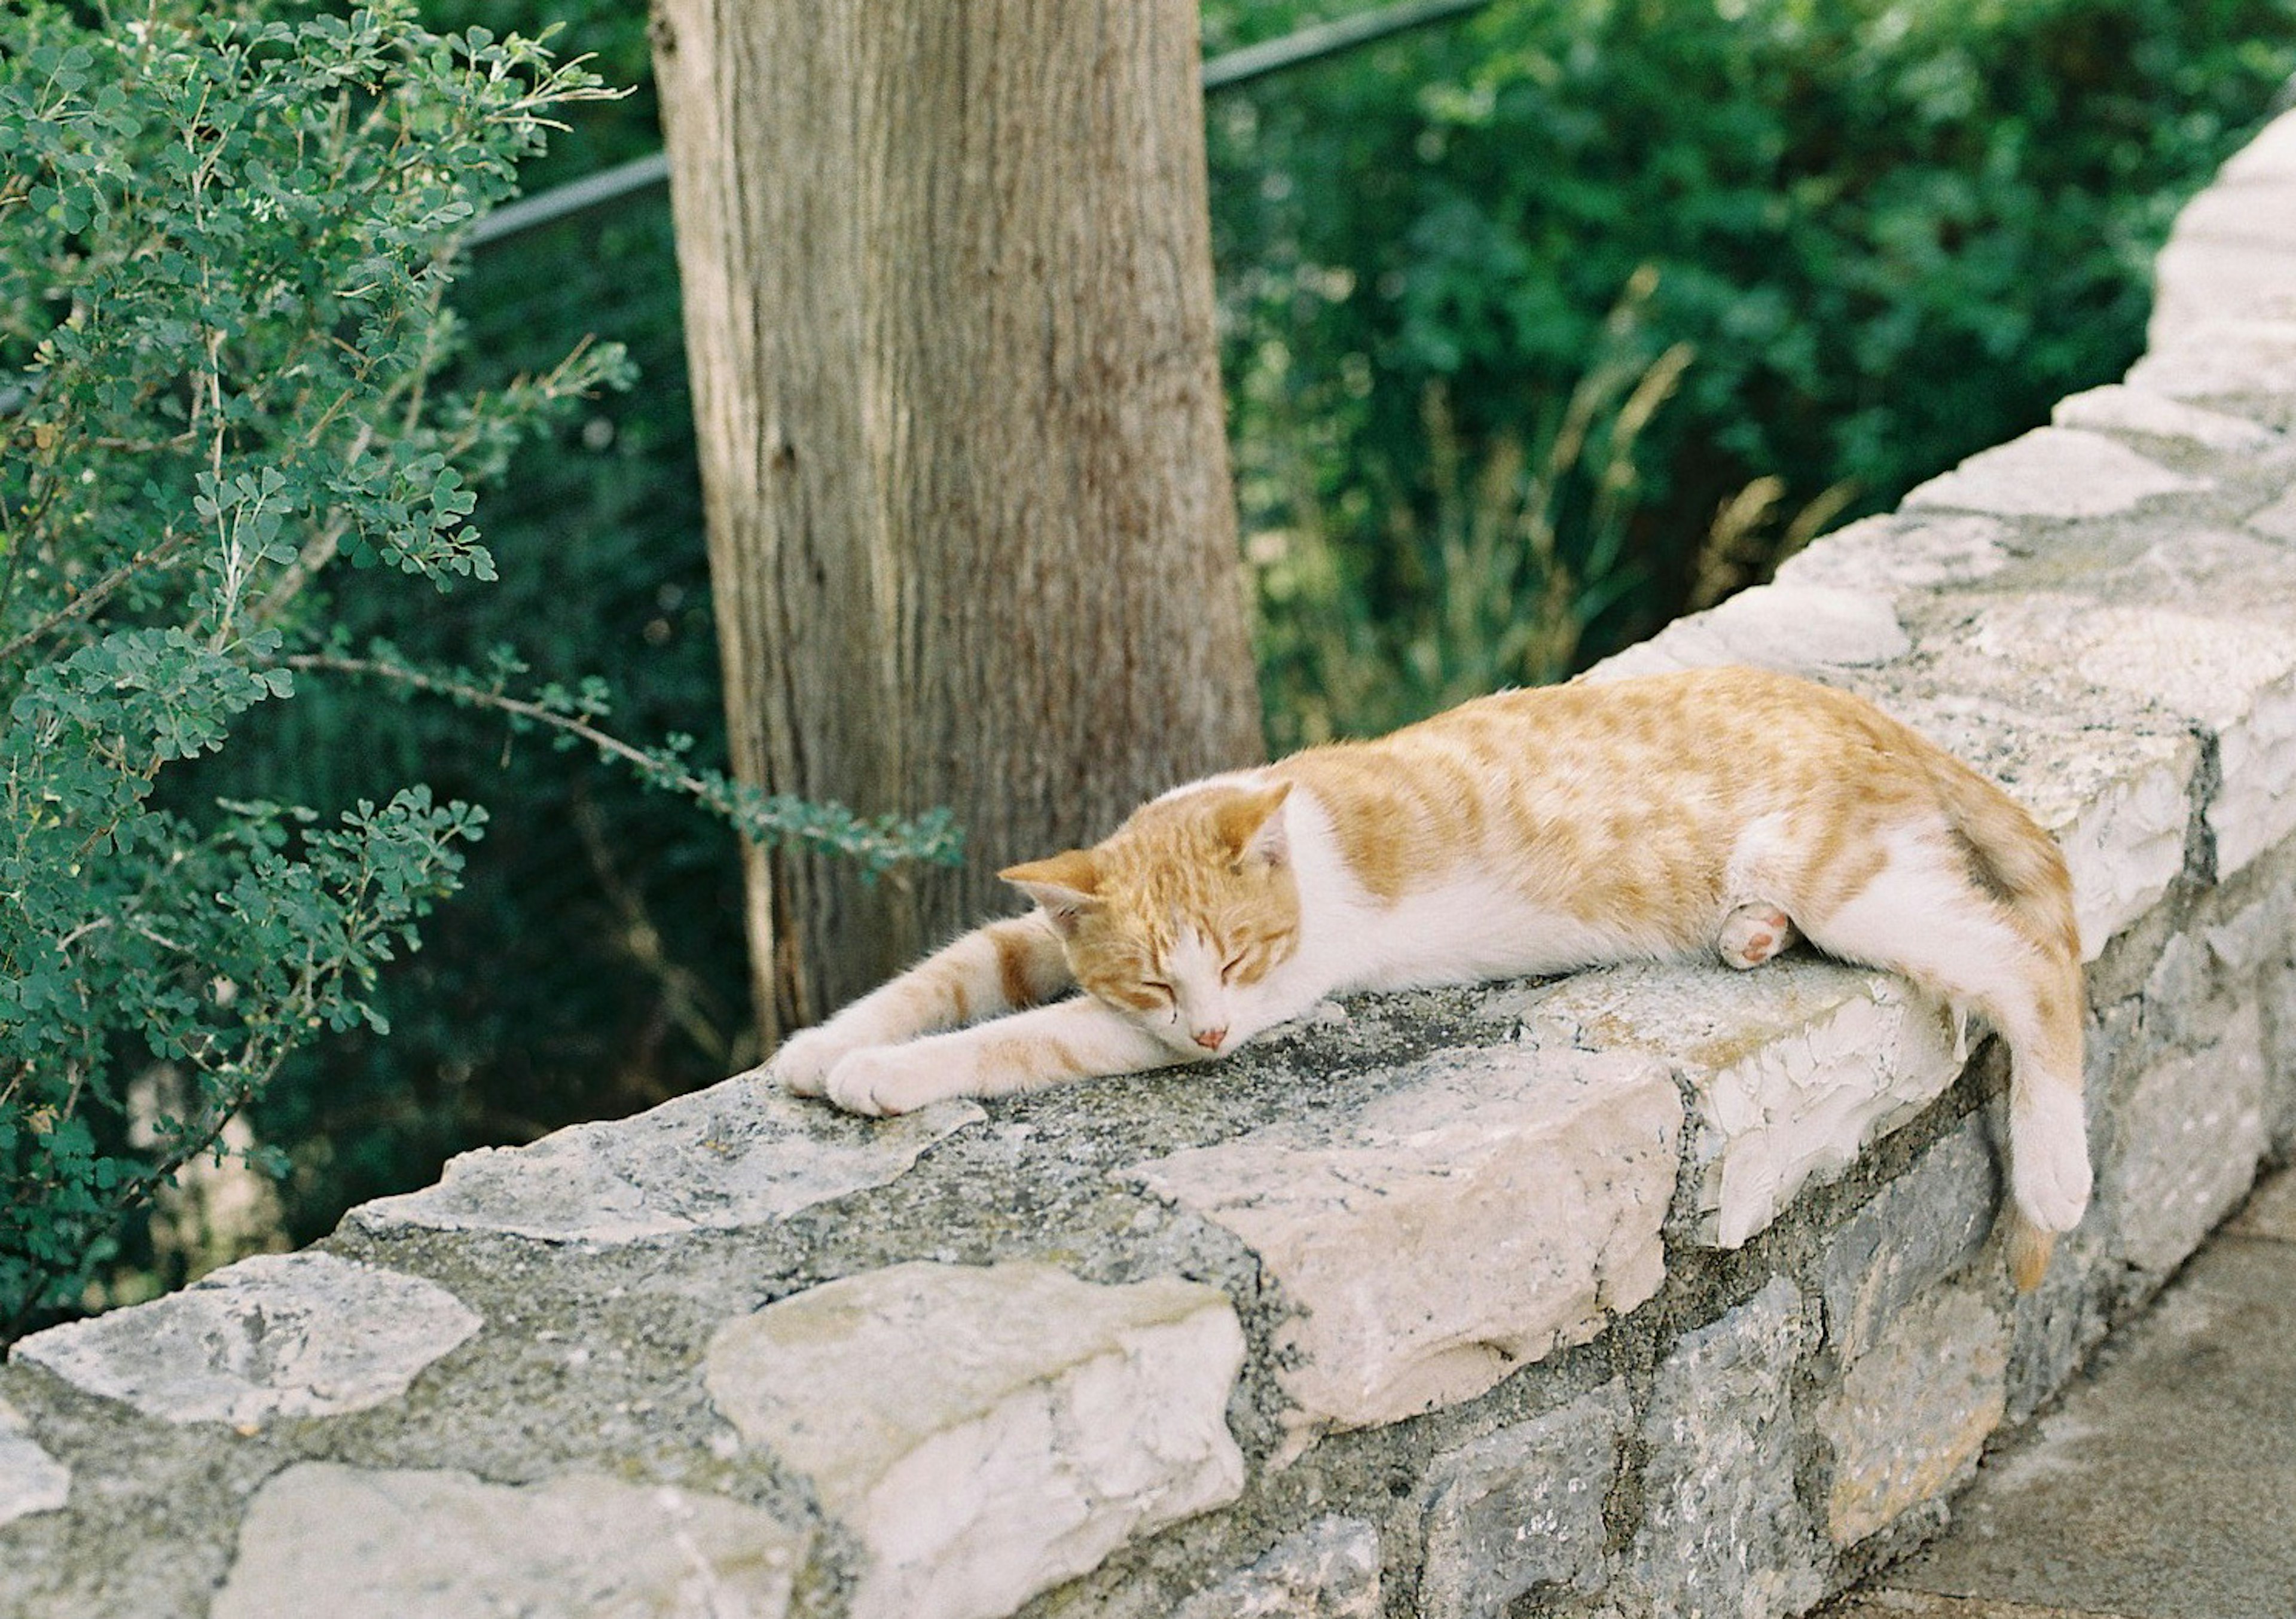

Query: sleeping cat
left=770, top=664, right=2089, bottom=1288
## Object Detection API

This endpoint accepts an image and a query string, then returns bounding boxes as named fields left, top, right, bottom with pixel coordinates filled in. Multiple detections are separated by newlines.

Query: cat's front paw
left=767, top=1024, right=878, bottom=1099
left=823, top=1046, right=967, bottom=1118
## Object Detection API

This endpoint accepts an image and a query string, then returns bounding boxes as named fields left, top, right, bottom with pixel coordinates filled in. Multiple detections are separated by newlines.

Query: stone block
left=1625, top=1278, right=1823, bottom=1619
left=2129, top=318, right=2296, bottom=399
left=1127, top=1047, right=1679, bottom=1435
left=1818, top=1285, right=2008, bottom=1547
left=705, top=1261, right=1244, bottom=1619
left=2106, top=1003, right=2270, bottom=1273
left=8, top=1252, right=479, bottom=1426
left=2151, top=234, right=2296, bottom=334
left=1901, top=427, right=2203, bottom=519
left=2050, top=383, right=2280, bottom=451
left=2220, top=107, right=2296, bottom=184
left=1173, top=1517, right=1382, bottom=1619
left=1966, top=589, right=2296, bottom=881
left=2230, top=1165, right=2296, bottom=1241
left=1770, top=513, right=2011, bottom=595
left=212, top=1463, right=805, bottom=1619
left=1416, top=1381, right=1628, bottom=1619
left=0, top=1399, right=68, bottom=1527
left=1583, top=582, right=1907, bottom=683
left=1818, top=1115, right=1998, bottom=1362
left=352, top=1074, right=982, bottom=1243
left=1518, top=960, right=1963, bottom=1251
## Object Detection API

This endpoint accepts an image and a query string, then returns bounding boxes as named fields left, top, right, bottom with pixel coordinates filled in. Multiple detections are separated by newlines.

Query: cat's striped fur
left=771, top=665, right=2089, bottom=1287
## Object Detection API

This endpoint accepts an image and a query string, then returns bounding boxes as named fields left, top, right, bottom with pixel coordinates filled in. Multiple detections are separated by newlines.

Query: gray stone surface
left=2051, top=382, right=2282, bottom=450
left=1818, top=1117, right=1998, bottom=1363
left=0, top=1398, right=68, bottom=1527
left=1416, top=1381, right=1628, bottom=1619
left=1172, top=1517, right=1382, bottom=1619
left=353, top=1074, right=984, bottom=1242
left=2130, top=317, right=2296, bottom=399
left=705, top=1261, right=1244, bottom=1619
left=1888, top=1238, right=2296, bottom=1618
left=1626, top=1278, right=1823, bottom=1619
left=1901, top=426, right=2203, bottom=518
left=1965, top=585, right=2296, bottom=881
left=1818, top=1286, right=2007, bottom=1548
left=1508, top=959, right=1962, bottom=1249
left=2106, top=1004, right=2270, bottom=1273
left=1128, top=1046, right=1679, bottom=1436
left=1587, top=581, right=1909, bottom=681
left=212, top=1462, right=806, bottom=1619
left=2228, top=1163, right=2296, bottom=1241
left=1771, top=514, right=2011, bottom=595
left=8, top=1251, right=480, bottom=1425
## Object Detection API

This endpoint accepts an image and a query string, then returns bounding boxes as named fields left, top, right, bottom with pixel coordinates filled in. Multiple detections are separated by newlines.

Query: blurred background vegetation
left=91, top=0, right=2296, bottom=1307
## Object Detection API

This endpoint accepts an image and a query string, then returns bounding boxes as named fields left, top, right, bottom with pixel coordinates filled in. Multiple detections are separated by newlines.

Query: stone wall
left=7, top=108, right=2296, bottom=1619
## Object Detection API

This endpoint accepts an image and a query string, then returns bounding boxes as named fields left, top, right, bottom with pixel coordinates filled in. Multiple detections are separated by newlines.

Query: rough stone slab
left=8, top=1252, right=479, bottom=1426
left=0, top=1399, right=68, bottom=1527
left=352, top=1074, right=982, bottom=1242
left=1512, top=960, right=1962, bottom=1250
left=2171, top=181, right=2296, bottom=253
left=212, top=1463, right=804, bottom=1619
left=1626, top=1277, right=1823, bottom=1618
left=2050, top=383, right=2281, bottom=451
left=2129, top=317, right=2296, bottom=399
left=1819, top=1116, right=1998, bottom=1362
left=1771, top=513, right=2012, bottom=595
left=2221, top=106, right=2296, bottom=185
left=1818, top=1285, right=2008, bottom=1547
left=2230, top=1164, right=2296, bottom=1242
left=1128, top=1047, right=1679, bottom=1435
left=706, top=1261, right=1243, bottom=1619
left=2108, top=1004, right=2269, bottom=1274
left=2151, top=234, right=2296, bottom=334
left=1901, top=426, right=2203, bottom=519
left=1966, top=589, right=2296, bottom=880
left=1819, top=1594, right=2115, bottom=1618
left=1890, top=1238, right=2296, bottom=1617
left=1416, top=1380, right=1628, bottom=1619
left=1585, top=582, right=1908, bottom=683
left=1173, top=1517, right=1383, bottom=1619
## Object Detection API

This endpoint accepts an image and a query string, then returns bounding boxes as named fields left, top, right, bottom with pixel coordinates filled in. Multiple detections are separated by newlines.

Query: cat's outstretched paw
left=767, top=1024, right=878, bottom=1099
left=823, top=1047, right=962, bottom=1118
left=2010, top=1086, right=2093, bottom=1234
left=1717, top=902, right=1797, bottom=970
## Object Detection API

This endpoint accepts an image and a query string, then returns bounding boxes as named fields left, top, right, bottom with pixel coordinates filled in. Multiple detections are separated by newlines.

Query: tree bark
left=651, top=1, right=1262, bottom=1043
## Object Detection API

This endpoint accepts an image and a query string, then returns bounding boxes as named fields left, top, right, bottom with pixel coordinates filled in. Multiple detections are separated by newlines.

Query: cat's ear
left=1000, top=850, right=1103, bottom=933
left=1215, top=781, right=1293, bottom=869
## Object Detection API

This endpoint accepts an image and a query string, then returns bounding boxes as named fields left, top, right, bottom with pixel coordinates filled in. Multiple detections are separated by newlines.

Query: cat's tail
left=1923, top=750, right=2090, bottom=1290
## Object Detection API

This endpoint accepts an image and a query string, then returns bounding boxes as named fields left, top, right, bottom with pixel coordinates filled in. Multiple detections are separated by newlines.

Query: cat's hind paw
left=1717, top=902, right=1797, bottom=970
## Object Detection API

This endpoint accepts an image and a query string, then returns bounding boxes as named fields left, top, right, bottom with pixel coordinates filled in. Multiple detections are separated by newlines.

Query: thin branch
left=0, top=528, right=199, bottom=667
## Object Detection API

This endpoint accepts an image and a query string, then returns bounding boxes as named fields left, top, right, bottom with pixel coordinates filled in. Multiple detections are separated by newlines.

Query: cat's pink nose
left=1193, top=1027, right=1227, bottom=1052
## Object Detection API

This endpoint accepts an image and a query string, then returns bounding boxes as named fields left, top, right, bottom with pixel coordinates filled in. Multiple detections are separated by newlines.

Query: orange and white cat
left=770, top=665, right=2089, bottom=1286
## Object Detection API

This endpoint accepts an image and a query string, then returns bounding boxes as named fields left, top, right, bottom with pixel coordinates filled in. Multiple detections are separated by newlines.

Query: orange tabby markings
left=768, top=665, right=2089, bottom=1288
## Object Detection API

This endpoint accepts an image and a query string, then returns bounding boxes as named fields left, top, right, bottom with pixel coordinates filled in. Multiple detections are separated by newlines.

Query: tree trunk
left=651, top=0, right=1262, bottom=1043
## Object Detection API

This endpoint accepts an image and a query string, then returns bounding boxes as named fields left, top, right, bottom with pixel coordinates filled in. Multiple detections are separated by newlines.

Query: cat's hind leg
left=769, top=914, right=1074, bottom=1097
left=1793, top=823, right=2089, bottom=1289
left=1716, top=902, right=1798, bottom=970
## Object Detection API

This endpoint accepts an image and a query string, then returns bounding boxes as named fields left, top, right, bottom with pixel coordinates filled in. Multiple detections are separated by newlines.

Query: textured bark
left=652, top=1, right=1262, bottom=1040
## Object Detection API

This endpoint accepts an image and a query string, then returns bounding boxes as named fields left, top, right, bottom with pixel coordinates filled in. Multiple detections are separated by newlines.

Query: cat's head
left=1000, top=780, right=1301, bottom=1061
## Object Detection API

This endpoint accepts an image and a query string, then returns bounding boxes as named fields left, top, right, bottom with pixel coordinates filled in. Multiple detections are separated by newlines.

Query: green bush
left=0, top=0, right=951, bottom=1335
left=1208, top=0, right=2296, bottom=744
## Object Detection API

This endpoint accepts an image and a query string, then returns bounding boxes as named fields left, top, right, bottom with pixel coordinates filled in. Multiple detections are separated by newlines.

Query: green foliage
left=1207, top=0, right=2296, bottom=744
left=0, top=0, right=951, bottom=1336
